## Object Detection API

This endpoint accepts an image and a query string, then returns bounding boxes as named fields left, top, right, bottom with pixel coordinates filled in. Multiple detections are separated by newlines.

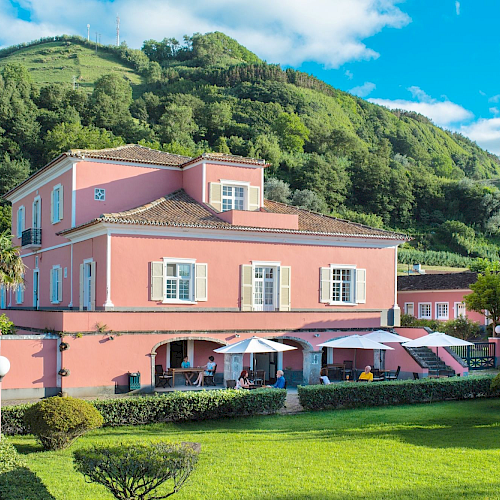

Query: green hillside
left=1, top=32, right=500, bottom=265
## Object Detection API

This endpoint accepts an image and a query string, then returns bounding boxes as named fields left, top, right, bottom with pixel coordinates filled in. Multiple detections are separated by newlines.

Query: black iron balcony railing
left=21, top=228, right=42, bottom=247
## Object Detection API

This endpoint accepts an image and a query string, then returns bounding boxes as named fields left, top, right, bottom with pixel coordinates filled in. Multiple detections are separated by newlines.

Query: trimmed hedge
left=298, top=376, right=496, bottom=411
left=2, top=389, right=286, bottom=436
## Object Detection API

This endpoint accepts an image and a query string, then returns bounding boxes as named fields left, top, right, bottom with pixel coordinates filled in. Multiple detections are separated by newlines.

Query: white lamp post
left=0, top=356, right=10, bottom=440
left=495, top=325, right=500, bottom=336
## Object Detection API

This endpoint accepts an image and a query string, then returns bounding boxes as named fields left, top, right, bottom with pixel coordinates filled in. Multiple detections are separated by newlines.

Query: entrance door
left=170, top=340, right=187, bottom=368
left=83, top=262, right=92, bottom=310
left=33, top=270, right=39, bottom=309
left=254, top=267, right=276, bottom=311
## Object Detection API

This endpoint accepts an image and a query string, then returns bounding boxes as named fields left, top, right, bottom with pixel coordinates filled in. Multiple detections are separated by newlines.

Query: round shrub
left=24, top=396, right=103, bottom=450
left=0, top=436, right=26, bottom=473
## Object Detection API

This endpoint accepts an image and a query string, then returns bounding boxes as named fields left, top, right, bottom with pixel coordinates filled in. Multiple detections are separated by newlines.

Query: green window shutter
left=241, top=265, right=253, bottom=311
left=320, top=267, right=331, bottom=303
left=195, top=263, right=208, bottom=301
left=50, top=189, right=55, bottom=224
left=57, top=267, right=63, bottom=303
left=356, top=268, right=366, bottom=304
left=150, top=261, right=164, bottom=301
left=249, top=186, right=260, bottom=211
left=279, top=266, right=291, bottom=311
left=79, top=264, right=84, bottom=311
left=50, top=269, right=54, bottom=303
left=209, top=183, right=222, bottom=211
left=90, top=262, right=96, bottom=311
left=59, top=186, right=64, bottom=221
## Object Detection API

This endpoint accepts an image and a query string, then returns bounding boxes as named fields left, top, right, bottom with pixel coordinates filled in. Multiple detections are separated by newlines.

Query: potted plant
left=58, top=368, right=70, bottom=377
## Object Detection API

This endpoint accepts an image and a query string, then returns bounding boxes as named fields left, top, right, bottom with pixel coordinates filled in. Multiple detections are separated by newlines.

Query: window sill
left=162, top=300, right=197, bottom=305
left=328, top=302, right=356, bottom=306
left=51, top=220, right=61, bottom=225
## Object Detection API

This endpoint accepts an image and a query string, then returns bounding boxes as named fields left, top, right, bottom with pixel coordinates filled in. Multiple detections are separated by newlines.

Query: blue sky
left=1, top=0, right=500, bottom=153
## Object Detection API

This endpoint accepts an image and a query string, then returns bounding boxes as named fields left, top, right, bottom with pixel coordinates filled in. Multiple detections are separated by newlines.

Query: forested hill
left=1, top=32, right=500, bottom=261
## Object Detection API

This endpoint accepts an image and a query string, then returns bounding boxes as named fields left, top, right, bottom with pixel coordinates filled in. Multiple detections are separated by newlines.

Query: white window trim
left=418, top=302, right=432, bottom=319
left=15, top=274, right=24, bottom=304
left=51, top=265, right=62, bottom=304
left=16, top=205, right=25, bottom=238
left=435, top=302, right=449, bottom=320
left=220, top=179, right=250, bottom=211
left=329, top=264, right=356, bottom=305
left=162, top=258, right=196, bottom=304
left=454, top=301, right=467, bottom=319
left=94, top=188, right=106, bottom=201
left=251, top=261, right=281, bottom=311
left=32, top=195, right=41, bottom=229
left=404, top=302, right=414, bottom=316
left=51, top=184, right=63, bottom=224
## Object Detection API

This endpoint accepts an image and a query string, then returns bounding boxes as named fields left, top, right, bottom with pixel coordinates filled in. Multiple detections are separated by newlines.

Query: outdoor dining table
left=167, top=367, right=204, bottom=387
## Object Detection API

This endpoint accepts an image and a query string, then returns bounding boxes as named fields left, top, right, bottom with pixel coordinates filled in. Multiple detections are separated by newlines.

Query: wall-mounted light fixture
left=109, top=336, right=114, bottom=341
left=313, top=333, right=320, bottom=338
left=235, top=334, right=240, bottom=338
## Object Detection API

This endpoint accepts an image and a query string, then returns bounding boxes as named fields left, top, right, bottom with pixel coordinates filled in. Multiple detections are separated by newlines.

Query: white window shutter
left=279, top=266, right=291, bottom=311
left=50, top=269, right=54, bottom=303
left=195, top=263, right=208, bottom=301
left=249, top=186, right=260, bottom=211
left=209, top=183, right=222, bottom=211
left=79, top=264, right=84, bottom=310
left=241, top=265, right=253, bottom=311
left=50, top=189, right=55, bottom=223
left=150, top=262, right=164, bottom=301
left=59, top=186, right=64, bottom=221
left=356, top=268, right=366, bottom=304
left=90, top=261, right=96, bottom=311
left=320, top=267, right=331, bottom=303
left=57, top=267, right=63, bottom=302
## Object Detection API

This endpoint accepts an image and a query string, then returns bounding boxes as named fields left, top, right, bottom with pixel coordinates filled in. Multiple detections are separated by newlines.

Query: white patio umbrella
left=402, top=331, right=474, bottom=359
left=214, top=336, right=297, bottom=378
left=317, top=335, right=394, bottom=380
left=363, top=330, right=412, bottom=370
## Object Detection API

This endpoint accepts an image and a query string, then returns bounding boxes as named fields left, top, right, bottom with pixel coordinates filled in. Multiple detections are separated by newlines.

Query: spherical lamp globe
left=0, top=356, right=10, bottom=380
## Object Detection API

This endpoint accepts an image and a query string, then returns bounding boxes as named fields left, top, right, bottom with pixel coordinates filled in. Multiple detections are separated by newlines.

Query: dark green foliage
left=490, top=373, right=500, bottom=392
left=3, top=389, right=286, bottom=436
left=465, top=270, right=500, bottom=333
left=73, top=441, right=198, bottom=500
left=23, top=396, right=104, bottom=450
left=298, top=376, right=496, bottom=411
left=400, top=315, right=481, bottom=340
left=398, top=248, right=475, bottom=268
left=0, top=436, right=26, bottom=473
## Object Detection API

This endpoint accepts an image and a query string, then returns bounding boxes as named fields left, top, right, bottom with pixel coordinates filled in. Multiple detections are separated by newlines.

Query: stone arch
left=150, top=336, right=228, bottom=390
left=266, top=335, right=314, bottom=352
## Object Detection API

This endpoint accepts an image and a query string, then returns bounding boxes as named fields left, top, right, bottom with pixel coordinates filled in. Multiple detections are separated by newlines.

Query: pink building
left=397, top=272, right=485, bottom=325
left=1, top=145, right=427, bottom=399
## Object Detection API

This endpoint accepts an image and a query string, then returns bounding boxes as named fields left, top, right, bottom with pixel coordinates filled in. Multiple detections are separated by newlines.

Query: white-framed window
left=16, top=206, right=25, bottom=238
left=404, top=302, right=414, bottom=316
left=222, top=185, right=245, bottom=211
left=32, top=196, right=41, bottom=229
left=94, top=188, right=106, bottom=201
left=15, top=274, right=24, bottom=304
left=51, top=184, right=63, bottom=223
left=150, top=259, right=208, bottom=304
left=455, top=302, right=467, bottom=319
left=418, top=302, right=432, bottom=319
left=50, top=265, right=62, bottom=304
left=240, top=262, right=291, bottom=312
left=320, top=265, right=366, bottom=305
left=436, top=302, right=449, bottom=320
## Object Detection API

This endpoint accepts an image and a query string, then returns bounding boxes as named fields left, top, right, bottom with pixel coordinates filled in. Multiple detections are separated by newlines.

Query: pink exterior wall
left=398, top=290, right=485, bottom=324
left=1, top=337, right=57, bottom=390
left=218, top=210, right=299, bottom=229
left=282, top=340, right=304, bottom=370
left=110, top=234, right=396, bottom=311
left=75, top=161, right=182, bottom=227
left=182, top=164, right=204, bottom=203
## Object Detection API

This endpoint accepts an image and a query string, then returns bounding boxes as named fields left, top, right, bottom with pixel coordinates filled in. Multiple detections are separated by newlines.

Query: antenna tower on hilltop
left=87, top=24, right=90, bottom=41
left=116, top=16, right=120, bottom=46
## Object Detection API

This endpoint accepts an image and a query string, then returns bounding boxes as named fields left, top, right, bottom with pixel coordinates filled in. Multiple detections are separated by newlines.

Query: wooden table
left=168, top=367, right=204, bottom=387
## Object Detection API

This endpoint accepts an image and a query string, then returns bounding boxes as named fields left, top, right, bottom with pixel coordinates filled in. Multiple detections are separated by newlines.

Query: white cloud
left=350, top=81, right=376, bottom=97
left=0, top=0, right=411, bottom=67
left=489, top=94, right=500, bottom=103
left=460, top=119, right=500, bottom=155
left=345, top=70, right=354, bottom=80
left=455, top=1, right=460, bottom=15
left=490, top=107, right=499, bottom=115
left=368, top=86, right=473, bottom=126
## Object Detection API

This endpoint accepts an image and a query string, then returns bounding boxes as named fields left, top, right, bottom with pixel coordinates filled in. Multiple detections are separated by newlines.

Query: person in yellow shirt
left=358, top=365, right=374, bottom=382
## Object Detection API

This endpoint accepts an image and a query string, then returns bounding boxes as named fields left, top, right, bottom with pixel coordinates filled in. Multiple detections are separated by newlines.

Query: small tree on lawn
left=464, top=269, right=500, bottom=337
left=73, top=441, right=199, bottom=500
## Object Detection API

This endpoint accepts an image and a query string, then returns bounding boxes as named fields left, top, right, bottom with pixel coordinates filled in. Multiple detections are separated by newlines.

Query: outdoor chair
left=254, top=370, right=265, bottom=386
left=204, top=364, right=217, bottom=386
left=386, top=366, right=401, bottom=381
left=155, top=365, right=172, bottom=388
left=226, top=379, right=236, bottom=389
left=343, top=360, right=353, bottom=380
left=372, top=369, right=385, bottom=382
left=413, top=372, right=420, bottom=380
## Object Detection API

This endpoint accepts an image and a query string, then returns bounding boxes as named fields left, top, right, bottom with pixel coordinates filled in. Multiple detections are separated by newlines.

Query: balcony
left=21, top=228, right=42, bottom=248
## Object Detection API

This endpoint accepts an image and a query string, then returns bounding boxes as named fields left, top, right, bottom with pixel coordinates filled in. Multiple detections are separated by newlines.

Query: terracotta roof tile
left=182, top=152, right=267, bottom=167
left=398, top=272, right=477, bottom=291
left=59, top=190, right=408, bottom=241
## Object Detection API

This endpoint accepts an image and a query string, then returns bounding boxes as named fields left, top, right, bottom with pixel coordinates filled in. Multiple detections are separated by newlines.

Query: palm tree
left=0, top=230, right=25, bottom=290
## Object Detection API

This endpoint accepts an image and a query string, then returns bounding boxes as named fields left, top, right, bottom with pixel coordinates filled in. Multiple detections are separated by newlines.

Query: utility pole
left=116, top=16, right=120, bottom=46
left=87, top=24, right=90, bottom=41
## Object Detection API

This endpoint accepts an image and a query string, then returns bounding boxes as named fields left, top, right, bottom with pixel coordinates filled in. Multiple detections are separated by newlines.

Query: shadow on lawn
left=0, top=467, right=56, bottom=499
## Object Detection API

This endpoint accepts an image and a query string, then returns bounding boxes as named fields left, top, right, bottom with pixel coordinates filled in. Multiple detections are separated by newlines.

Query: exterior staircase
left=404, top=346, right=455, bottom=376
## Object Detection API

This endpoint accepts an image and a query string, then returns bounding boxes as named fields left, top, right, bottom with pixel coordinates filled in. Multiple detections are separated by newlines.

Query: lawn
left=9, top=398, right=500, bottom=499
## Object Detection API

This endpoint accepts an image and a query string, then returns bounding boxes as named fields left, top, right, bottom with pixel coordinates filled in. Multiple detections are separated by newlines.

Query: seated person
left=236, top=370, right=250, bottom=389
left=194, top=356, right=216, bottom=387
left=358, top=365, right=374, bottom=382
left=266, top=369, right=286, bottom=389
left=181, top=356, right=193, bottom=385
left=319, top=368, right=331, bottom=385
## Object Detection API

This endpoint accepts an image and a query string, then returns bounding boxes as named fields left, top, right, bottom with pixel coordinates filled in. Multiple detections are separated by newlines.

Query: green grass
left=8, top=398, right=500, bottom=499
left=397, top=264, right=468, bottom=275
left=0, top=41, right=144, bottom=94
